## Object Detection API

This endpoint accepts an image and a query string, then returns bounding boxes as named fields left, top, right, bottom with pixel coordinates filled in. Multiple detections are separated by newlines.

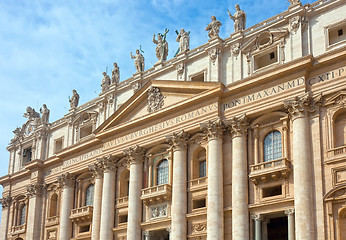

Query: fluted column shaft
left=229, top=116, right=249, bottom=240
left=0, top=196, right=11, bottom=240
left=89, top=162, right=104, bottom=240
left=201, top=118, right=224, bottom=240
left=167, top=130, right=190, bottom=240
left=285, top=94, right=316, bottom=240
left=99, top=155, right=117, bottom=240
left=125, top=145, right=146, bottom=240
left=58, top=173, right=75, bottom=240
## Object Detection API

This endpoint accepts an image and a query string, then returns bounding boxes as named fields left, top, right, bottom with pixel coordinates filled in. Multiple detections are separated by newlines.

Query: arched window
left=197, top=149, right=206, bottom=178
left=334, top=111, right=346, bottom=148
left=339, top=208, right=346, bottom=239
left=85, top=184, right=94, bottom=206
left=19, top=204, right=26, bottom=225
left=264, top=131, right=282, bottom=162
left=156, top=159, right=169, bottom=185
left=49, top=194, right=58, bottom=217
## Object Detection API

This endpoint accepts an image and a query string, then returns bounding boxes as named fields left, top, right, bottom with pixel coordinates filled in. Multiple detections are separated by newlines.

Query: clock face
left=25, top=123, right=35, bottom=136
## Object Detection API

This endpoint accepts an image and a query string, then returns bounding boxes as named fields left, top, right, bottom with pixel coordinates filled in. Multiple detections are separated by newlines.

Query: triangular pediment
left=324, top=90, right=346, bottom=106
left=95, top=80, right=223, bottom=135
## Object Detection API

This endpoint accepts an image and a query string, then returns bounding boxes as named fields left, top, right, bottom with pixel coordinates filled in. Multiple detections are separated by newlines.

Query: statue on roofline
left=130, top=48, right=145, bottom=73
left=153, top=28, right=169, bottom=62
left=227, top=4, right=246, bottom=32
left=205, top=16, right=222, bottom=39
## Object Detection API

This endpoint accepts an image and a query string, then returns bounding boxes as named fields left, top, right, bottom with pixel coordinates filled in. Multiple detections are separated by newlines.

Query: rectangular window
left=193, top=198, right=206, bottom=209
left=54, top=138, right=63, bottom=153
left=328, top=22, right=346, bottom=47
left=262, top=185, right=282, bottom=198
left=80, top=125, right=92, bottom=139
left=22, top=147, right=32, bottom=165
left=254, top=47, right=279, bottom=71
left=199, top=161, right=206, bottom=178
left=119, top=214, right=128, bottom=224
left=79, top=225, right=90, bottom=233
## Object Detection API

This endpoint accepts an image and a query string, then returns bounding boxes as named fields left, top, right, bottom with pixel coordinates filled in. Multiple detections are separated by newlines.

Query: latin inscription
left=308, top=67, right=345, bottom=86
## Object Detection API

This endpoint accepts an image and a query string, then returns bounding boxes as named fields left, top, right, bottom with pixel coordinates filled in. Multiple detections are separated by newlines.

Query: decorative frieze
left=147, top=86, right=164, bottom=113
left=26, top=183, right=45, bottom=197
left=200, top=117, right=225, bottom=140
left=123, top=145, right=146, bottom=165
left=284, top=93, right=321, bottom=120
left=57, top=172, right=75, bottom=188
left=0, top=196, right=12, bottom=208
left=226, top=114, right=249, bottom=138
left=166, top=130, right=190, bottom=151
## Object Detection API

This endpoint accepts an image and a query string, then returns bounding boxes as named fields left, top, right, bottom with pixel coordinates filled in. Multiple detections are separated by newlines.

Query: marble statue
left=130, top=49, right=145, bottom=72
left=101, top=72, right=111, bottom=92
left=153, top=29, right=169, bottom=62
left=205, top=16, right=222, bottom=38
left=23, top=106, right=40, bottom=119
left=288, top=0, right=301, bottom=6
left=228, top=4, right=246, bottom=32
left=111, top=62, right=120, bottom=84
left=176, top=29, right=190, bottom=54
left=40, top=104, right=50, bottom=124
left=69, top=89, right=79, bottom=108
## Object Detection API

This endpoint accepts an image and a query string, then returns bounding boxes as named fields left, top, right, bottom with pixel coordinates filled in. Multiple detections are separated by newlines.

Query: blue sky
left=0, top=0, right=311, bottom=218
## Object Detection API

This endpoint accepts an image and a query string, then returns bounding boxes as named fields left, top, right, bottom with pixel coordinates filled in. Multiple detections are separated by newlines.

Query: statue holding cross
left=153, top=28, right=169, bottom=62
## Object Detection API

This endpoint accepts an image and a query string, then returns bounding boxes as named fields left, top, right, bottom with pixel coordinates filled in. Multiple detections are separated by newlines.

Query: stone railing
left=188, top=177, right=208, bottom=191
left=70, top=206, right=93, bottom=223
left=11, top=224, right=26, bottom=234
left=141, top=184, right=172, bottom=205
left=249, top=157, right=291, bottom=184
left=46, top=216, right=59, bottom=227
left=327, top=145, right=346, bottom=159
left=116, top=196, right=129, bottom=208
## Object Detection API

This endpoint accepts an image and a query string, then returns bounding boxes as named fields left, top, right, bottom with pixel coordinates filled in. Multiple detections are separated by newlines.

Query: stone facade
left=1, top=1, right=346, bottom=239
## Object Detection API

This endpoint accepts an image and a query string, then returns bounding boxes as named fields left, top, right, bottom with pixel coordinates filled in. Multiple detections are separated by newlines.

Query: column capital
left=226, top=114, right=249, bottom=138
left=143, top=231, right=151, bottom=236
left=88, top=161, right=104, bottom=178
left=285, top=208, right=295, bottom=216
left=250, top=214, right=263, bottom=221
left=57, top=172, right=75, bottom=188
left=200, top=117, right=225, bottom=140
left=97, top=154, right=117, bottom=172
left=0, top=195, right=12, bottom=208
left=284, top=92, right=321, bottom=121
left=26, top=183, right=45, bottom=198
left=123, top=145, right=146, bottom=165
left=166, top=130, right=190, bottom=151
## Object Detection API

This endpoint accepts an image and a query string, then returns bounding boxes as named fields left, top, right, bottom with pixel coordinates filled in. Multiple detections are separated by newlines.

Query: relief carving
left=150, top=204, right=167, bottom=219
left=147, top=86, right=164, bottom=113
left=231, top=42, right=241, bottom=56
left=191, top=222, right=207, bottom=232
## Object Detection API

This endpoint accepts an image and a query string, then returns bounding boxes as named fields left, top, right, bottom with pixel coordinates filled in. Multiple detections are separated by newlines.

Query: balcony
left=249, top=158, right=291, bottom=184
left=11, top=224, right=26, bottom=234
left=141, top=184, right=172, bottom=205
left=327, top=145, right=346, bottom=159
left=116, top=196, right=129, bottom=208
left=46, top=216, right=59, bottom=227
left=188, top=177, right=208, bottom=191
left=70, top=206, right=93, bottom=223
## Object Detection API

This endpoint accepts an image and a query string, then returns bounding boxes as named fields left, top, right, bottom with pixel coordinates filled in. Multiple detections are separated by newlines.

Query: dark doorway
left=267, top=216, right=288, bottom=240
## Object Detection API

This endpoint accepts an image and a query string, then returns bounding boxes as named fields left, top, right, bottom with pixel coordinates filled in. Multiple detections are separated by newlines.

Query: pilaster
left=0, top=196, right=12, bottom=240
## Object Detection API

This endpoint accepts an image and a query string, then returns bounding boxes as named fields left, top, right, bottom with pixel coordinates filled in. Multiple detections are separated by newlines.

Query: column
left=166, top=130, right=190, bottom=240
left=26, top=184, right=44, bottom=240
left=228, top=115, right=249, bottom=240
left=143, top=230, right=151, bottom=240
left=285, top=209, right=295, bottom=240
left=99, top=155, right=117, bottom=240
left=262, top=218, right=269, bottom=240
left=166, top=227, right=172, bottom=239
left=200, top=118, right=224, bottom=240
left=58, top=173, right=75, bottom=240
left=125, top=145, right=146, bottom=240
left=284, top=93, right=316, bottom=240
left=0, top=196, right=11, bottom=240
left=89, top=161, right=104, bottom=240
left=251, top=214, right=262, bottom=240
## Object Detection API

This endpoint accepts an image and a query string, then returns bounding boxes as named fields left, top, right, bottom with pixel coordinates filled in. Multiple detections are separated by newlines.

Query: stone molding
left=226, top=114, right=249, bottom=138
left=57, top=172, right=75, bottom=188
left=26, top=183, right=45, bottom=198
left=285, top=208, right=295, bottom=216
left=166, top=130, right=190, bottom=151
left=200, top=117, right=225, bottom=140
left=123, top=145, right=146, bottom=165
left=97, top=155, right=117, bottom=172
left=284, top=92, right=321, bottom=121
left=0, top=195, right=12, bottom=208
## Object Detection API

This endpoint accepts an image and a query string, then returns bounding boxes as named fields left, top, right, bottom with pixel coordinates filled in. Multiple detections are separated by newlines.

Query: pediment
left=95, top=80, right=222, bottom=134
left=324, top=90, right=346, bottom=106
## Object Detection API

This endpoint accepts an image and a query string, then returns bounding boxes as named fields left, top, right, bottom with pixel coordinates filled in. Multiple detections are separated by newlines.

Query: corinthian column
left=124, top=145, right=146, bottom=240
left=58, top=173, right=75, bottom=240
left=284, top=93, right=317, bottom=240
left=228, top=115, right=249, bottom=240
left=89, top=161, right=104, bottom=240
left=99, top=155, right=117, bottom=240
left=200, top=118, right=225, bottom=240
left=166, top=130, right=190, bottom=240
left=0, top=196, right=12, bottom=240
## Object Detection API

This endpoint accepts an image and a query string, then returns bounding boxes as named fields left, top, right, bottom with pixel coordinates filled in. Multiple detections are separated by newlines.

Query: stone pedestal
left=99, top=156, right=117, bottom=240
left=58, top=173, right=75, bottom=240
left=167, top=130, right=190, bottom=240
left=201, top=118, right=224, bottom=240
left=228, top=115, right=249, bottom=240
left=125, top=145, right=146, bottom=240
